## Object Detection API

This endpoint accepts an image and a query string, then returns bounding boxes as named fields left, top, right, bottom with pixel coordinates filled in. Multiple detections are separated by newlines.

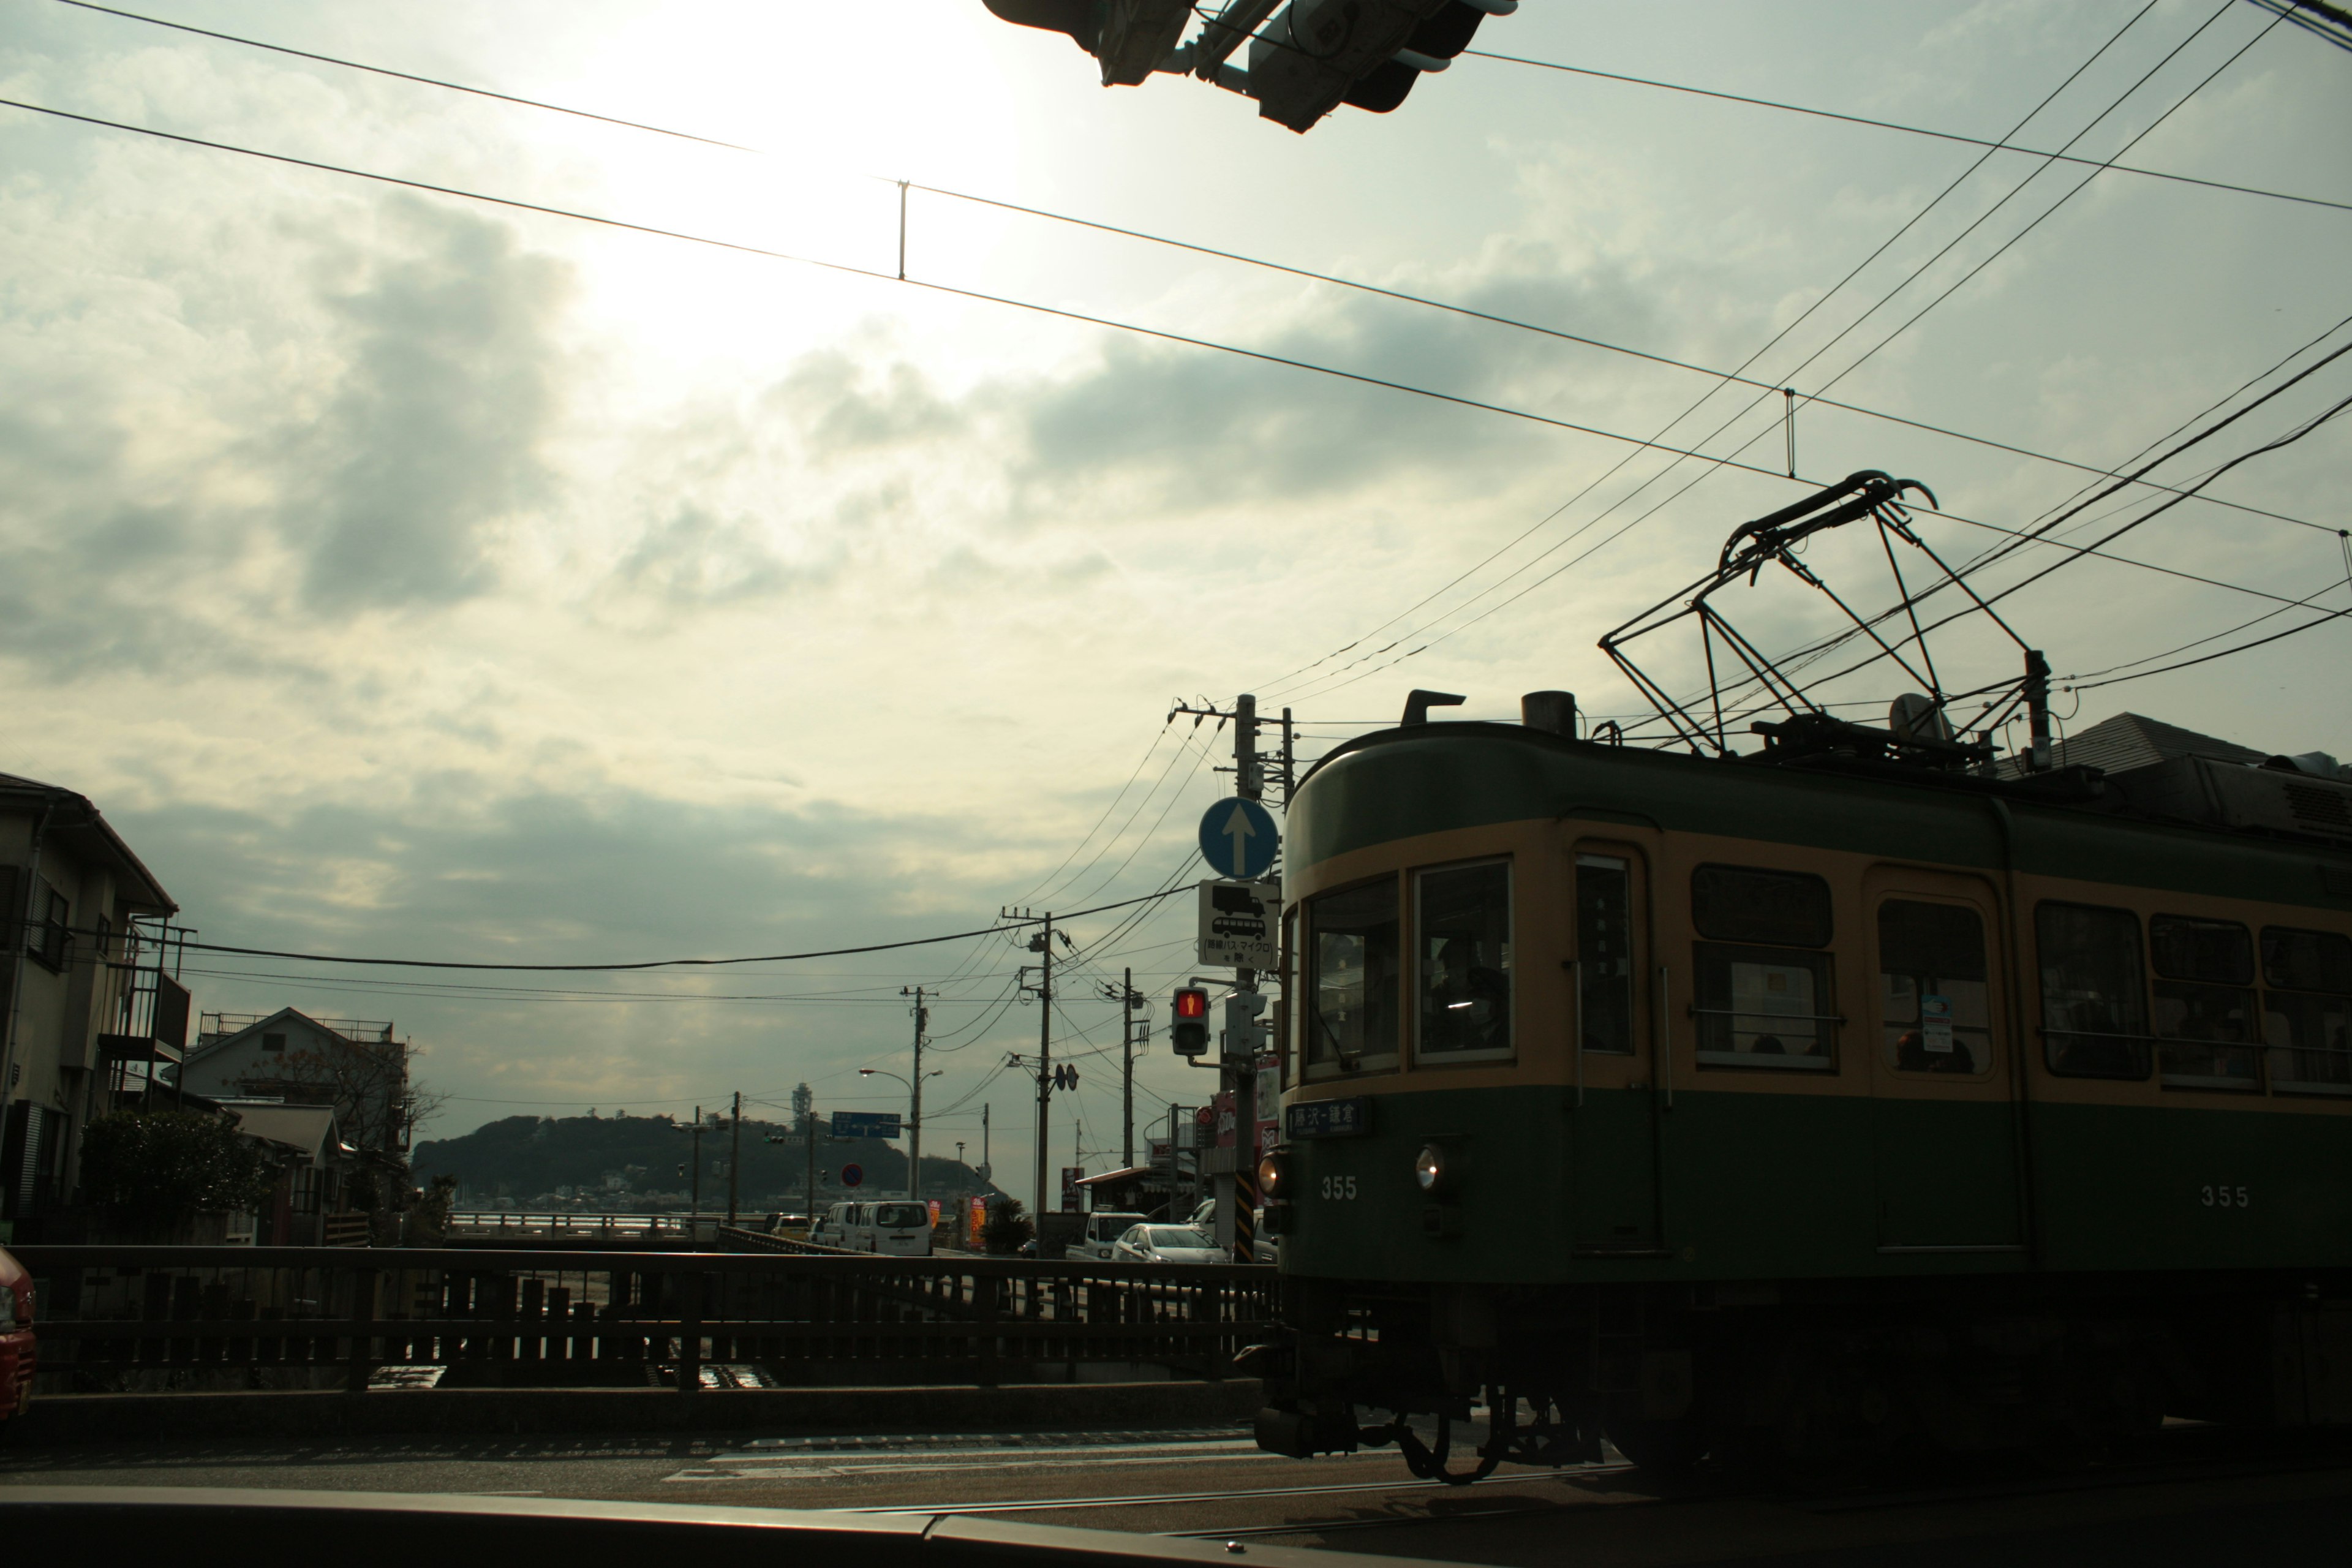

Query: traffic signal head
left=1223, top=989, right=1271, bottom=1060
left=1172, top=986, right=1210, bottom=1058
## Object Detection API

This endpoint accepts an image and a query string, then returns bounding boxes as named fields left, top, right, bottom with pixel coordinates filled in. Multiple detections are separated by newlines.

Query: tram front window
left=1879, top=899, right=1991, bottom=1074
left=1417, top=860, right=1512, bottom=1060
left=2150, top=914, right=2259, bottom=1088
left=2262, top=927, right=2352, bottom=1091
left=1307, top=878, right=1400, bottom=1073
left=2037, top=902, right=2150, bottom=1079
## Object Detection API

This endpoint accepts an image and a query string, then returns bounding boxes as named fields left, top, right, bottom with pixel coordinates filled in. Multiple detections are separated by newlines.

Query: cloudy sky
left=4, top=1, right=2346, bottom=1174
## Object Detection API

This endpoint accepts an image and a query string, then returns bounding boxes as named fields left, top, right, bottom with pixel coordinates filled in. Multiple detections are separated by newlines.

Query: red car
left=0, top=1244, right=32, bottom=1427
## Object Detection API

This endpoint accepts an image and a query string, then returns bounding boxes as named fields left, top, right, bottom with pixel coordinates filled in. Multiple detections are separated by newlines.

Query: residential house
left=1, top=771, right=181, bottom=1243
left=176, top=1008, right=418, bottom=1160
left=221, top=1101, right=358, bottom=1246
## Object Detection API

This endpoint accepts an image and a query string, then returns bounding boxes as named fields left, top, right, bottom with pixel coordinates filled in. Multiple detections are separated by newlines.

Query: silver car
left=1112, top=1224, right=1229, bottom=1265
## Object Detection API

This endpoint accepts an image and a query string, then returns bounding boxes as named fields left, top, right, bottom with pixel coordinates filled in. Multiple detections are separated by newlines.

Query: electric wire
left=1270, top=1, right=2286, bottom=704
left=1461, top=47, right=2350, bottom=213
left=1261, top=0, right=2174, bottom=698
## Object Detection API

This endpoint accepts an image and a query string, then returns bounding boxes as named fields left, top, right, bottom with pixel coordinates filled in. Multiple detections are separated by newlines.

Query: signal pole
left=1172, top=693, right=1276, bottom=1262
left=1122, top=967, right=1136, bottom=1167
left=805, top=1096, right=817, bottom=1222
left=690, top=1106, right=703, bottom=1219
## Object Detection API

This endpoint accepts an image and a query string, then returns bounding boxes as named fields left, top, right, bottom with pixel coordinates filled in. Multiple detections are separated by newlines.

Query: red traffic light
left=1173, top=986, right=1208, bottom=1021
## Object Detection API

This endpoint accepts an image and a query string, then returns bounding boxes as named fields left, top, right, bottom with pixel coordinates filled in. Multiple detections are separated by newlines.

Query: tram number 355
left=2200, top=1184, right=2250, bottom=1208
left=1321, top=1175, right=1359, bottom=1200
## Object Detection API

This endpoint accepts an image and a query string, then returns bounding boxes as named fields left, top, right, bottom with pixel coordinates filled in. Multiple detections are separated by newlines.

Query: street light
left=860, top=1066, right=943, bottom=1200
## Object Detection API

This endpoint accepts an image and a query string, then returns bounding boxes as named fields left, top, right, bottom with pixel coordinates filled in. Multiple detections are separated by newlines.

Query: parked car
left=1111, top=1224, right=1229, bottom=1265
left=853, top=1200, right=933, bottom=1257
left=0, top=1245, right=32, bottom=1431
left=1181, top=1199, right=1278, bottom=1264
left=1073, top=1210, right=1149, bottom=1262
left=809, top=1200, right=861, bottom=1248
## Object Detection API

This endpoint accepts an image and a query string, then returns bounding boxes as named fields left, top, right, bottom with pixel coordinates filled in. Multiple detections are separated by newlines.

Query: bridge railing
left=11, top=1246, right=1278, bottom=1395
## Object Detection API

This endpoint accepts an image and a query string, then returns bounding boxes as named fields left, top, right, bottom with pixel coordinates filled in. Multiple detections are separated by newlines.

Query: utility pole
left=690, top=1106, right=703, bottom=1219
left=727, top=1090, right=742, bottom=1228
left=1002, top=912, right=1068, bottom=1221
left=1101, top=968, right=1145, bottom=1167
left=1170, top=693, right=1273, bottom=1262
left=805, top=1095, right=818, bottom=1223
left=1123, top=966, right=1136, bottom=1167
left=902, top=985, right=929, bottom=1200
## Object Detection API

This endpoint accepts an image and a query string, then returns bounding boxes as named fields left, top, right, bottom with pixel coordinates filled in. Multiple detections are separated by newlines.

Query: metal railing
left=12, top=1246, right=1278, bottom=1395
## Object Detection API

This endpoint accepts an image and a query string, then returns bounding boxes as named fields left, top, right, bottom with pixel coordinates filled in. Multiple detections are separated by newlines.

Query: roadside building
left=1, top=771, right=181, bottom=1244
left=177, top=1008, right=420, bottom=1160
left=219, top=1101, right=361, bottom=1246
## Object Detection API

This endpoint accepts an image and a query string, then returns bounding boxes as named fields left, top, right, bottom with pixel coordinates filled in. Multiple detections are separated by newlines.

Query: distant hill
left=410, top=1112, right=999, bottom=1209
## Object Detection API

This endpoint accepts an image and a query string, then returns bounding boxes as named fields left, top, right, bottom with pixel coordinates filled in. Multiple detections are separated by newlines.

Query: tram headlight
left=1413, top=1143, right=1451, bottom=1196
left=1256, top=1152, right=1288, bottom=1199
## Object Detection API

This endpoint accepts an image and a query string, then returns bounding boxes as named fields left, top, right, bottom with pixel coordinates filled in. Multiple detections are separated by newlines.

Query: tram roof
left=1290, top=722, right=2352, bottom=915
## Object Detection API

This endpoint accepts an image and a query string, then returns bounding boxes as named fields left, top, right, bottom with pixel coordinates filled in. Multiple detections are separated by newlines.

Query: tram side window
left=1307, top=879, right=1400, bottom=1073
left=1879, top=900, right=1991, bottom=1074
left=1692, top=865, right=1836, bottom=1071
left=1578, top=854, right=1635, bottom=1054
left=2149, top=914, right=2260, bottom=1088
left=2261, top=927, right=2352, bottom=1093
left=2036, top=902, right=2150, bottom=1079
left=1417, top=861, right=1512, bottom=1060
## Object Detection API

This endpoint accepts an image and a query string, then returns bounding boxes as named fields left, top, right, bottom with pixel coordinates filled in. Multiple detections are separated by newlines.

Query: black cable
left=49, top=0, right=755, bottom=149
left=163, top=883, right=1191, bottom=971
left=1264, top=0, right=2171, bottom=698
left=2068, top=608, right=2350, bottom=690
left=62, top=0, right=2320, bottom=547
left=1274, top=1, right=2281, bottom=704
left=1461, top=49, right=2350, bottom=213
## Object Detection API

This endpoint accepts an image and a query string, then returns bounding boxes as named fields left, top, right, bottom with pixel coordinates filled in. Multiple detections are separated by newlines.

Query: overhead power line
left=156, top=884, right=1190, bottom=972
left=1462, top=48, right=2351, bottom=214
left=44, top=0, right=2324, bottom=537
left=0, top=94, right=1836, bottom=486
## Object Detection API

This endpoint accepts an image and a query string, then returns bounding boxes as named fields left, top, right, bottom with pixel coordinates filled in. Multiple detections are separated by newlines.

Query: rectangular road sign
left=831, top=1110, right=902, bottom=1139
left=1198, top=878, right=1280, bottom=970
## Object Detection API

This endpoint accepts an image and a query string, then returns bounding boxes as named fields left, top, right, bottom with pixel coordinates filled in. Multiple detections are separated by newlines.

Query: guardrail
left=443, top=1212, right=706, bottom=1241
left=12, top=1246, right=1278, bottom=1395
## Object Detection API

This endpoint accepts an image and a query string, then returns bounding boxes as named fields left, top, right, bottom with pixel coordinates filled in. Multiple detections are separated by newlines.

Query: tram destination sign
left=1198, top=878, right=1280, bottom=970
left=1287, top=1096, right=1373, bottom=1140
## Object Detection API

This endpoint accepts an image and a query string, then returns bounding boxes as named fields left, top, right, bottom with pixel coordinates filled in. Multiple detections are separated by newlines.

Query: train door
left=1569, top=840, right=1664, bottom=1253
left=1863, top=868, right=2023, bottom=1252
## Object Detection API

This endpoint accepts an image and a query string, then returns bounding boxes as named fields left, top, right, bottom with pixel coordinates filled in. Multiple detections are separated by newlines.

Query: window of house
left=262, top=1031, right=287, bottom=1054
left=1693, top=865, right=1836, bottom=1069
left=2149, top=914, right=2260, bottom=1088
left=2262, top=926, right=2352, bottom=1093
left=1578, top=854, right=1635, bottom=1054
left=1416, top=861, right=1511, bottom=1061
left=1879, top=899, right=1991, bottom=1074
left=2037, top=902, right=2150, bottom=1079
left=26, top=881, right=69, bottom=971
left=1306, top=878, right=1400, bottom=1073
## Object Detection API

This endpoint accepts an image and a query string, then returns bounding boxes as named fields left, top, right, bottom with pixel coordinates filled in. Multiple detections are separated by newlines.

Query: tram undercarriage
left=1248, top=1275, right=2352, bottom=1483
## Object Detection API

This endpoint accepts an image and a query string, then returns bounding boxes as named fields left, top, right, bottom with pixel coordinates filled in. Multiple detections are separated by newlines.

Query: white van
left=810, top=1200, right=860, bottom=1249
left=853, top=1199, right=933, bottom=1257
left=1074, top=1211, right=1149, bottom=1262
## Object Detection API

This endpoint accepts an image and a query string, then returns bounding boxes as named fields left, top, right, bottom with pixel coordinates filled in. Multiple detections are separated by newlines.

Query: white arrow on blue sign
left=1198, top=797, right=1278, bottom=880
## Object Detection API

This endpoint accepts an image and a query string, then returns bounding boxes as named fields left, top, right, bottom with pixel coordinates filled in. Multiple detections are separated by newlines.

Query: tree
left=79, top=1109, right=275, bottom=1235
left=982, top=1197, right=1035, bottom=1256
left=264, top=1032, right=447, bottom=1154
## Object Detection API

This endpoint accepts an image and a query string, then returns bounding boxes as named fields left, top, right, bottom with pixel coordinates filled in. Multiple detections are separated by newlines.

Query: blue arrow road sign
left=831, top=1110, right=902, bottom=1139
left=1198, top=797, right=1278, bottom=879
left=841, top=1163, right=864, bottom=1188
